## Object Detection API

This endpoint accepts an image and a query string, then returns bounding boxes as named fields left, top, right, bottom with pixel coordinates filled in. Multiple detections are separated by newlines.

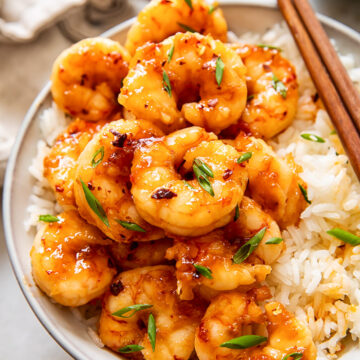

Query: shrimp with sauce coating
left=30, top=210, right=116, bottom=307
left=224, top=44, right=298, bottom=139
left=44, top=118, right=107, bottom=208
left=234, top=132, right=307, bottom=228
left=195, top=290, right=317, bottom=360
left=130, top=126, right=248, bottom=236
left=99, top=265, right=206, bottom=359
left=119, top=32, right=247, bottom=133
left=51, top=38, right=130, bottom=121
left=109, top=238, right=173, bottom=270
left=74, top=119, right=164, bottom=243
left=166, top=197, right=283, bottom=300
left=125, top=0, right=227, bottom=55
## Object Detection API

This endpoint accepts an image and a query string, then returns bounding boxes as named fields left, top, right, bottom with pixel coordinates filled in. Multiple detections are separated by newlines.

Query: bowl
left=3, top=1, right=360, bottom=359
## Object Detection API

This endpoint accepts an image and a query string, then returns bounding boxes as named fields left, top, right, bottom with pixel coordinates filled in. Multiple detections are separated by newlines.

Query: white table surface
left=0, top=0, right=359, bottom=359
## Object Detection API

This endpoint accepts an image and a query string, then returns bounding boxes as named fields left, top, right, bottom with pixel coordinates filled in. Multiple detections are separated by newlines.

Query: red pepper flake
left=110, top=280, right=124, bottom=296
left=223, top=169, right=233, bottom=180
left=110, top=129, right=127, bottom=148
left=55, top=185, right=64, bottom=192
left=151, top=188, right=177, bottom=200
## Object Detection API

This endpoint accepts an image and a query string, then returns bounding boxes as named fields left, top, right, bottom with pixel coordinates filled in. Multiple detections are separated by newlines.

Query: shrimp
left=166, top=197, right=282, bottom=300
left=74, top=119, right=165, bottom=243
left=195, top=290, right=317, bottom=360
left=223, top=44, right=298, bottom=139
left=99, top=265, right=206, bottom=359
left=130, top=126, right=248, bottom=236
left=44, top=118, right=107, bottom=208
left=51, top=38, right=130, bottom=121
left=125, top=0, right=227, bottom=55
left=109, top=238, right=173, bottom=270
left=30, top=210, right=116, bottom=307
left=119, top=32, right=247, bottom=134
left=234, top=132, right=307, bottom=228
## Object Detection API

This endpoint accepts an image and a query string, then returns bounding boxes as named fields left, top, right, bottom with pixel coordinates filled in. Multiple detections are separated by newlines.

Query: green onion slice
left=215, top=56, right=225, bottom=86
left=193, top=161, right=215, bottom=197
left=272, top=74, right=287, bottom=99
left=282, top=353, right=303, bottom=360
left=80, top=179, right=109, bottom=227
left=298, top=183, right=311, bottom=204
left=234, top=204, right=240, bottom=222
left=39, top=215, right=60, bottom=223
left=193, top=158, right=214, bottom=178
left=167, top=44, right=175, bottom=63
left=265, top=237, right=283, bottom=244
left=194, top=264, right=213, bottom=279
left=184, top=0, right=192, bottom=9
left=247, top=94, right=254, bottom=101
left=118, top=345, right=144, bottom=353
left=233, top=227, right=267, bottom=264
left=91, top=146, right=104, bottom=168
left=148, top=313, right=156, bottom=351
left=115, top=220, right=146, bottom=233
left=208, top=4, right=217, bottom=14
left=237, top=152, right=252, bottom=163
left=220, top=335, right=267, bottom=349
left=300, top=133, right=325, bottom=143
left=327, top=228, right=360, bottom=246
left=177, top=22, right=196, bottom=33
left=183, top=180, right=195, bottom=190
left=257, top=44, right=282, bottom=51
left=162, top=70, right=172, bottom=97
left=112, top=304, right=153, bottom=318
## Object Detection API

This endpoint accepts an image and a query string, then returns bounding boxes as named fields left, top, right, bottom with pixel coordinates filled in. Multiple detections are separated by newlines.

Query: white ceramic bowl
left=3, top=1, right=360, bottom=359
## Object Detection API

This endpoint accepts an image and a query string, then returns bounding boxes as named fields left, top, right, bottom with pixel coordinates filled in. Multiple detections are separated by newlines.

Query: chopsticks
left=278, top=0, right=360, bottom=180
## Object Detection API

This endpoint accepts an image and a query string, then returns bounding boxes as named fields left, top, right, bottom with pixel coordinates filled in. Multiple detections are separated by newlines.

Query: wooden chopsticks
left=278, top=0, right=360, bottom=180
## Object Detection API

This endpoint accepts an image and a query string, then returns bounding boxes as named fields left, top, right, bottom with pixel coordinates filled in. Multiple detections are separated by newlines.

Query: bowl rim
left=3, top=1, right=360, bottom=359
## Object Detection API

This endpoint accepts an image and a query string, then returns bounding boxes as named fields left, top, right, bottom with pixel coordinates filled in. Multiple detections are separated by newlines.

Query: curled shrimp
left=109, top=238, right=173, bottom=270
left=99, top=265, right=206, bottom=359
left=51, top=38, right=130, bottom=121
left=234, top=132, right=307, bottom=228
left=30, top=210, right=116, bottom=307
left=166, top=196, right=283, bottom=300
left=44, top=118, right=107, bottom=208
left=130, top=126, right=248, bottom=236
left=74, top=119, right=164, bottom=243
left=195, top=290, right=317, bottom=360
left=125, top=0, right=227, bottom=55
left=119, top=32, right=247, bottom=133
left=223, top=44, right=298, bottom=139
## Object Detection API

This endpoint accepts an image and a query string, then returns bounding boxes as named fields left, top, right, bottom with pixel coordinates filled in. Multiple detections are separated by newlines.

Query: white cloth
left=0, top=0, right=86, bottom=42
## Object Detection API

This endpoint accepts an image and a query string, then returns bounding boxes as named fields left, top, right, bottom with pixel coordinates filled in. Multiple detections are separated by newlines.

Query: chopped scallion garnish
left=220, top=335, right=267, bottom=349
left=116, top=220, right=146, bottom=233
left=272, top=74, right=287, bottom=98
left=300, top=133, right=325, bottom=143
left=91, top=146, right=104, bottom=168
left=194, top=264, right=213, bottom=279
left=148, top=314, right=156, bottom=351
left=39, top=215, right=60, bottom=223
left=112, top=304, right=153, bottom=318
left=298, top=183, right=311, bottom=204
left=233, top=227, right=267, bottom=264
left=327, top=228, right=360, bottom=246
left=215, top=56, right=225, bottom=86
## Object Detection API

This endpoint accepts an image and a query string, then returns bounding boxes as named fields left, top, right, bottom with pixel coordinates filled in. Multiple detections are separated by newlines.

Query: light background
left=0, top=0, right=359, bottom=359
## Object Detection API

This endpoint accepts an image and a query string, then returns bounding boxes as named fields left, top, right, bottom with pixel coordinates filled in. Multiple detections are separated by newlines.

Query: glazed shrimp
left=195, top=290, right=317, bottom=360
left=125, top=0, right=227, bottom=55
left=74, top=119, right=165, bottom=243
left=224, top=44, right=298, bottom=139
left=30, top=210, right=116, bottom=307
left=166, top=197, right=282, bottom=300
left=44, top=118, right=107, bottom=208
left=130, top=126, right=248, bottom=236
left=51, top=38, right=130, bottom=121
left=119, top=32, right=247, bottom=133
left=234, top=132, right=307, bottom=228
left=109, top=238, right=173, bottom=270
left=99, top=265, right=206, bottom=359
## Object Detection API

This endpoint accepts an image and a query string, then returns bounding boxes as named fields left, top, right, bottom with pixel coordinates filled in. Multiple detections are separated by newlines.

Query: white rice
left=26, top=22, right=360, bottom=359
